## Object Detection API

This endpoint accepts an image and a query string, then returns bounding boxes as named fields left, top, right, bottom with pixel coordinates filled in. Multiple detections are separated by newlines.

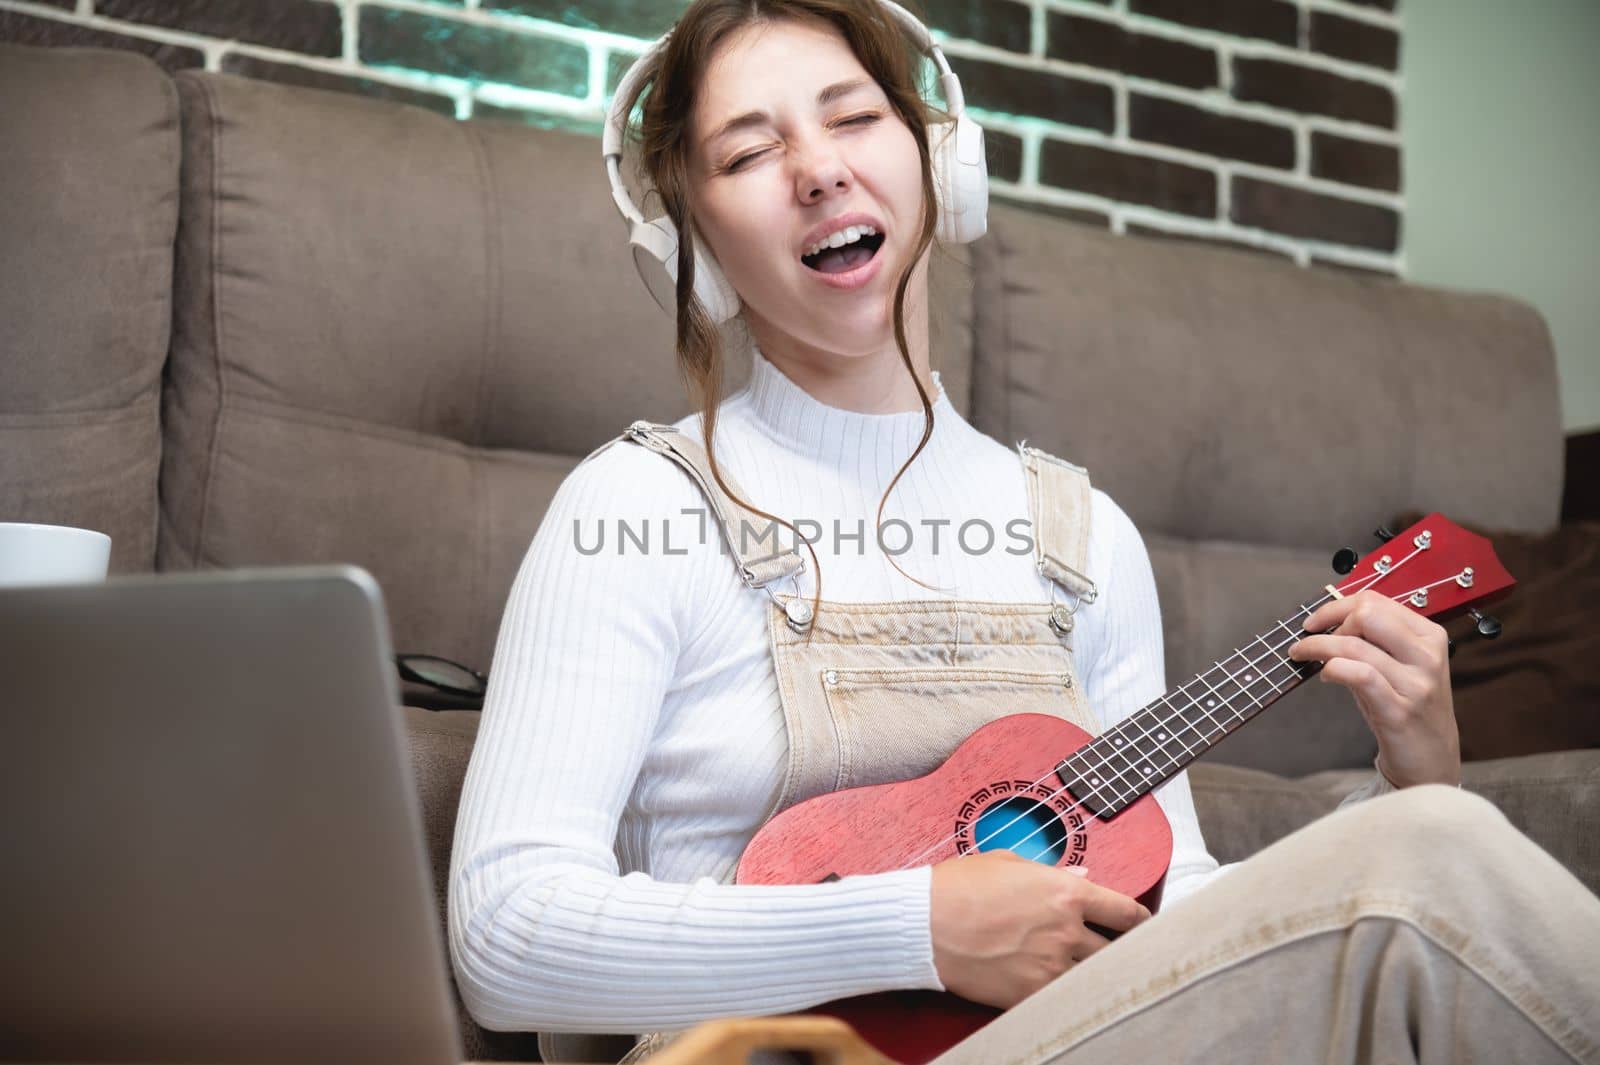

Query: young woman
left=448, top=2, right=1600, bottom=1062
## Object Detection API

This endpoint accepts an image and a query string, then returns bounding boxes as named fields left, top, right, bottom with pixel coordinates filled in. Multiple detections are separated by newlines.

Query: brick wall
left=0, top=0, right=1405, bottom=274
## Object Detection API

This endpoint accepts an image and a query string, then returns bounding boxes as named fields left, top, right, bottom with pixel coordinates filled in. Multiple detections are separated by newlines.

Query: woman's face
left=688, top=18, right=926, bottom=363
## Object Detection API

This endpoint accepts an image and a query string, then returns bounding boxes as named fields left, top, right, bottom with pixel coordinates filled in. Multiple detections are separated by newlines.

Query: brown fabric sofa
left=4, top=43, right=1595, bottom=1059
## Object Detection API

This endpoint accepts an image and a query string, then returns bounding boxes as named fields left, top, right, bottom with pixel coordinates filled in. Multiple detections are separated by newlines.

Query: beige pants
left=931, top=783, right=1599, bottom=1065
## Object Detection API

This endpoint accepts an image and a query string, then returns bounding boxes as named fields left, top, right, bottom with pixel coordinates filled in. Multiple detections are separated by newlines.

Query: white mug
left=0, top=522, right=113, bottom=587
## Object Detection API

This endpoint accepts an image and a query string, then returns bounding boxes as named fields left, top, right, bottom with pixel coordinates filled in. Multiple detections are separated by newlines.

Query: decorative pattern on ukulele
left=953, top=780, right=1087, bottom=864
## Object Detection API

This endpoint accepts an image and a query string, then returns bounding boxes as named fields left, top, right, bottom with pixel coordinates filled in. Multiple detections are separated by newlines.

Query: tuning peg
left=1448, top=611, right=1502, bottom=661
left=1373, top=524, right=1397, bottom=544
left=1331, top=547, right=1359, bottom=575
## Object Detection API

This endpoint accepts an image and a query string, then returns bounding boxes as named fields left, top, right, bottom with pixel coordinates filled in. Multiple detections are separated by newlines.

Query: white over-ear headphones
left=601, top=0, right=989, bottom=324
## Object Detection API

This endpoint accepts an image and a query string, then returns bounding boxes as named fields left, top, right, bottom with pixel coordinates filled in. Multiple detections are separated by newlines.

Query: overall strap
left=616, top=419, right=807, bottom=592
left=1018, top=443, right=1099, bottom=634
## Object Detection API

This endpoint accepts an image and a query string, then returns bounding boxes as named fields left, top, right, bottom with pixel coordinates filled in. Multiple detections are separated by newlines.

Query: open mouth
left=801, top=230, right=886, bottom=275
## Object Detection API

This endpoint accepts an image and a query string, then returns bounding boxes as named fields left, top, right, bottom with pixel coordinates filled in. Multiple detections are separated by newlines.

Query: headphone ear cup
left=628, top=216, right=741, bottom=324
left=693, top=243, right=741, bottom=325
left=930, top=114, right=989, bottom=245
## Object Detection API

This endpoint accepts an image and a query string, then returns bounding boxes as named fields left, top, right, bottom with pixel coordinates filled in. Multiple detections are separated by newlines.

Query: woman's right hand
left=929, top=849, right=1151, bottom=1009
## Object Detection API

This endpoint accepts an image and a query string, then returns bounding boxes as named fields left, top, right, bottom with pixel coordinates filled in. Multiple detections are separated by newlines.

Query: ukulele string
left=891, top=598, right=1328, bottom=873
left=923, top=604, right=1324, bottom=869
left=1399, top=570, right=1479, bottom=599
left=956, top=542, right=1440, bottom=864
left=968, top=553, right=1451, bottom=865
left=944, top=554, right=1442, bottom=867
left=971, top=614, right=1324, bottom=864
left=894, top=548, right=1433, bottom=873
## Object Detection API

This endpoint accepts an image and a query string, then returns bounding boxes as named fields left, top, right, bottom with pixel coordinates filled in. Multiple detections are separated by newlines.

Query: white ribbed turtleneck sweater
left=447, top=348, right=1234, bottom=1035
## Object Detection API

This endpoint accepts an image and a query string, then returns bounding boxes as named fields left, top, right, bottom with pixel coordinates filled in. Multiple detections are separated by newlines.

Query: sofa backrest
left=0, top=44, right=176, bottom=576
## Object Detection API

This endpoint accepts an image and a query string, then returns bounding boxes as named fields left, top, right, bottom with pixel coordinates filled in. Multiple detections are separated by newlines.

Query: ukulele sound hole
left=972, top=796, right=1068, bottom=865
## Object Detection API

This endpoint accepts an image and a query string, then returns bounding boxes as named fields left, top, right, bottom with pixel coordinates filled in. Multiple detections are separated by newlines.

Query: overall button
left=785, top=597, right=814, bottom=631
left=824, top=669, right=838, bottom=686
left=1049, top=604, right=1074, bottom=634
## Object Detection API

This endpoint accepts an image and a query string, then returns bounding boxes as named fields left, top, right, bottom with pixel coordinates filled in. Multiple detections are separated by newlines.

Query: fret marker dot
left=1243, top=672, right=1254, bottom=682
left=1114, top=737, right=1124, bottom=746
left=1143, top=765, right=1153, bottom=775
left=1089, top=777, right=1099, bottom=786
left=1206, top=699, right=1216, bottom=708
left=1156, top=731, right=1167, bottom=741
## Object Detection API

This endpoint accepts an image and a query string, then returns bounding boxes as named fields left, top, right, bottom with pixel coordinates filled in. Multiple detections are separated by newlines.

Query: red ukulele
left=736, top=514, right=1514, bottom=1064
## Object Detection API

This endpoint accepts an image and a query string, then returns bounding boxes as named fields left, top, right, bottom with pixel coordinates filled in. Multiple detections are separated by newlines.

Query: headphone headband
left=603, top=0, right=962, bottom=167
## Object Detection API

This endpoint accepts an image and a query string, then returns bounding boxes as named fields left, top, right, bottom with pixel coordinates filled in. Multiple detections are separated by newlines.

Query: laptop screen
left=0, top=567, right=463, bottom=1065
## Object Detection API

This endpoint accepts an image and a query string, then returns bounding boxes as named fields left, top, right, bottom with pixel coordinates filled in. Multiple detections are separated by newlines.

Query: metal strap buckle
left=739, top=549, right=806, bottom=587
left=761, top=569, right=813, bottom=633
left=625, top=420, right=677, bottom=452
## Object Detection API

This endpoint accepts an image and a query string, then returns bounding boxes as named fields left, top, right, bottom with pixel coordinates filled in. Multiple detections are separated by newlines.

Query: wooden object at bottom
left=644, top=1016, right=895, bottom=1065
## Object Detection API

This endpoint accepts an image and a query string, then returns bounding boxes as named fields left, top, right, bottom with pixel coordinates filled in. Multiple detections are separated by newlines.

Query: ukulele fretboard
left=1056, top=601, right=1324, bottom=818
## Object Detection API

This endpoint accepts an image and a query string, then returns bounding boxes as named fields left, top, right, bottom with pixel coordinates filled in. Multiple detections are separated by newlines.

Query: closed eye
left=725, top=114, right=881, bottom=172
left=726, top=149, right=769, bottom=172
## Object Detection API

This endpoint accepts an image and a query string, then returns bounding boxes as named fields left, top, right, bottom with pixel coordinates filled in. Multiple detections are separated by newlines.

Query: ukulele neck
left=1057, top=601, right=1323, bottom=818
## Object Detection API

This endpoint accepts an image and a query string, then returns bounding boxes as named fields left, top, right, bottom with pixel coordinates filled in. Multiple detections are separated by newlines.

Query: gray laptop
left=0, top=566, right=463, bottom=1065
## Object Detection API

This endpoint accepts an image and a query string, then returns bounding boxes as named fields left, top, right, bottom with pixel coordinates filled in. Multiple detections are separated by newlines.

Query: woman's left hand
left=1287, top=589, right=1461, bottom=788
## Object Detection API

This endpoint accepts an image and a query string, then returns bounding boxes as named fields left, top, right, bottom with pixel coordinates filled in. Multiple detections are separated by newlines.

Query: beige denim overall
left=617, top=419, right=1104, bottom=815
left=541, top=422, right=1600, bottom=1065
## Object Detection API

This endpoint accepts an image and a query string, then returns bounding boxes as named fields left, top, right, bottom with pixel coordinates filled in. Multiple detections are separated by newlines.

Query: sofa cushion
left=160, top=70, right=657, bottom=670
left=0, top=44, right=176, bottom=574
left=967, top=207, right=1563, bottom=552
left=1189, top=750, right=1600, bottom=897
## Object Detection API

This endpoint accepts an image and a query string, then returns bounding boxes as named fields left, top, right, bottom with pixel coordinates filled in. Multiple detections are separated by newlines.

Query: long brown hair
left=622, top=0, right=947, bottom=631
